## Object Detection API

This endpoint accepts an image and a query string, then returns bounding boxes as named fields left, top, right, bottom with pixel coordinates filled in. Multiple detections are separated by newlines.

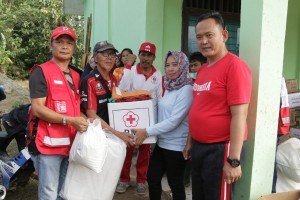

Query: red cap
left=139, top=42, right=156, bottom=55
left=51, top=26, right=76, bottom=41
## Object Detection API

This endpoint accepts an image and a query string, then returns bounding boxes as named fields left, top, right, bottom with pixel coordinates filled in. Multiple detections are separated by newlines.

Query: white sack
left=276, top=137, right=300, bottom=183
left=69, top=119, right=108, bottom=173
left=276, top=169, right=300, bottom=192
left=60, top=130, right=126, bottom=200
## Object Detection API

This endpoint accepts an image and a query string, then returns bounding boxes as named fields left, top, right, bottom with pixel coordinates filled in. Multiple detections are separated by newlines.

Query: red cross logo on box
left=123, top=111, right=139, bottom=127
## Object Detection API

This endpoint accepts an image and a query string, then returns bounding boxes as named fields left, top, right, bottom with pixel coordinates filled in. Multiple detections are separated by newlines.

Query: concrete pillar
left=233, top=0, right=289, bottom=199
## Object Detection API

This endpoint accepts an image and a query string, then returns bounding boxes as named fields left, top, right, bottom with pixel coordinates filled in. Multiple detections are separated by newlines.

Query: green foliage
left=0, top=0, right=84, bottom=79
left=0, top=33, right=13, bottom=66
left=12, top=100, right=21, bottom=109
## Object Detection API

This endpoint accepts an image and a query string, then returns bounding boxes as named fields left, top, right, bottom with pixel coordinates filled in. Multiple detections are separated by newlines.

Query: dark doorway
left=182, top=0, right=241, bottom=56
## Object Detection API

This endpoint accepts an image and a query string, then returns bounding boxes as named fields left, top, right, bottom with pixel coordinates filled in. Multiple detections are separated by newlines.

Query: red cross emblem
left=123, top=111, right=139, bottom=127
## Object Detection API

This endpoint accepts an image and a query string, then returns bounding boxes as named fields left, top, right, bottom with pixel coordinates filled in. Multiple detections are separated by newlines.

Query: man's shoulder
left=153, top=68, right=162, bottom=76
left=69, top=65, right=83, bottom=77
left=81, top=71, right=96, bottom=83
left=227, top=52, right=247, bottom=64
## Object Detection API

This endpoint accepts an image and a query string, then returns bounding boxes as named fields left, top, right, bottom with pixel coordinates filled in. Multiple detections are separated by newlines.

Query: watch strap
left=62, top=116, right=67, bottom=125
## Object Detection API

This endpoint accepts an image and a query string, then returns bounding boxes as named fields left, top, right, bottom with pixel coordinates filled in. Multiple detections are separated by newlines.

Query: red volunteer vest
left=278, top=77, right=290, bottom=135
left=29, top=61, right=80, bottom=155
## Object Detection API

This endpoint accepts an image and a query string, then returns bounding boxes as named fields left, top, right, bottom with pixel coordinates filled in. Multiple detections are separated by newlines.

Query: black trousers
left=147, top=145, right=187, bottom=200
left=191, top=141, right=229, bottom=200
left=191, top=141, right=245, bottom=200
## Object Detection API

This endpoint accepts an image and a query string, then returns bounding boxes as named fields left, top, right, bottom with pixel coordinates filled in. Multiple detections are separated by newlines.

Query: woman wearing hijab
left=134, top=51, right=193, bottom=200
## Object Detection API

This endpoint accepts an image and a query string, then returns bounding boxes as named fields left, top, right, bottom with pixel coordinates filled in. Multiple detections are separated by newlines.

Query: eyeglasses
left=100, top=52, right=117, bottom=59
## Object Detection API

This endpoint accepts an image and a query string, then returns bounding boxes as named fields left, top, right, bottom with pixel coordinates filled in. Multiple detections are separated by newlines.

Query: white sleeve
left=156, top=74, right=163, bottom=101
left=119, top=66, right=133, bottom=91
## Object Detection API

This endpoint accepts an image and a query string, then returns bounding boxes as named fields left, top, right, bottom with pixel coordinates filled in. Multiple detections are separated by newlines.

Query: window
left=182, top=0, right=241, bottom=56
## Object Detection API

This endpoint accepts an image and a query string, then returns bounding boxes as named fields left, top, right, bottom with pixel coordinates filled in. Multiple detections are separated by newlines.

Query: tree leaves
left=0, top=0, right=84, bottom=79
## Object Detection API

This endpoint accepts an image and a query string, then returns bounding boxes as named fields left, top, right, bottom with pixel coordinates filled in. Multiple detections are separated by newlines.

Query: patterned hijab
left=164, top=51, right=193, bottom=91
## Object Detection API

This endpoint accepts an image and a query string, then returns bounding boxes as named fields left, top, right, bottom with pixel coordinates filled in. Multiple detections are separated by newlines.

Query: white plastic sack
left=276, top=137, right=300, bottom=183
left=69, top=119, right=108, bottom=173
left=60, top=130, right=126, bottom=200
left=276, top=169, right=300, bottom=192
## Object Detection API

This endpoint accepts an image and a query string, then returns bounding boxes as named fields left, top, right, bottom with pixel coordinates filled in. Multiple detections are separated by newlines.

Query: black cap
left=93, top=41, right=118, bottom=53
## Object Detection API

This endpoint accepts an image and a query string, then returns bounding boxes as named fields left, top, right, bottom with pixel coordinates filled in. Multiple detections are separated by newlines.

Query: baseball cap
left=51, top=26, right=76, bottom=41
left=139, top=42, right=156, bottom=55
left=93, top=41, right=119, bottom=53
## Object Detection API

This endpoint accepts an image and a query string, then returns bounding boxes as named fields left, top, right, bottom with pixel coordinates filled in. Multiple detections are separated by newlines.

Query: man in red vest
left=28, top=26, right=88, bottom=200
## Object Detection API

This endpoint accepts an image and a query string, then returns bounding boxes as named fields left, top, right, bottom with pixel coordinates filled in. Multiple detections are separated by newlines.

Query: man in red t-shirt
left=187, top=11, right=252, bottom=200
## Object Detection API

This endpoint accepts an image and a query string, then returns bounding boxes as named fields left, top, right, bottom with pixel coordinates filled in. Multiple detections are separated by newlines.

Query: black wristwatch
left=227, top=157, right=240, bottom=168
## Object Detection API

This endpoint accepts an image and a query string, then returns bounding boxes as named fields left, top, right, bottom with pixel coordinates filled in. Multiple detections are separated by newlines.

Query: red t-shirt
left=189, top=53, right=252, bottom=143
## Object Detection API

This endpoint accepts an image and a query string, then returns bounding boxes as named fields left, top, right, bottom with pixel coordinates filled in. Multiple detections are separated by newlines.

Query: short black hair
left=197, top=11, right=225, bottom=30
left=189, top=52, right=207, bottom=64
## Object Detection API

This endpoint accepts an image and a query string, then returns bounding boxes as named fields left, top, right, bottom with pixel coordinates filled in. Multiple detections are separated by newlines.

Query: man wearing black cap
left=116, top=42, right=162, bottom=195
left=28, top=26, right=89, bottom=200
left=80, top=41, right=134, bottom=146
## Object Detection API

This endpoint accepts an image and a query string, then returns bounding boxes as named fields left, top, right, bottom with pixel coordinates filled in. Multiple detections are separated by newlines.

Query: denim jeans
left=31, top=154, right=69, bottom=200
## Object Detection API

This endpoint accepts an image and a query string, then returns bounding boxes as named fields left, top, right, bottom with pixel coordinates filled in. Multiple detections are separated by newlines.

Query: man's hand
left=127, top=54, right=137, bottom=66
left=223, top=162, right=242, bottom=184
left=118, top=131, right=134, bottom=147
left=68, top=116, right=88, bottom=133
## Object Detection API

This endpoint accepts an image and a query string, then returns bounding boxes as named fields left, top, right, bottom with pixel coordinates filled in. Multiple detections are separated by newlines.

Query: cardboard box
left=288, top=92, right=300, bottom=108
left=257, top=190, right=300, bottom=200
left=286, top=79, right=298, bottom=93
left=290, top=107, right=300, bottom=126
left=108, top=100, right=157, bottom=144
left=290, top=108, right=296, bottom=126
left=290, top=127, right=300, bottom=139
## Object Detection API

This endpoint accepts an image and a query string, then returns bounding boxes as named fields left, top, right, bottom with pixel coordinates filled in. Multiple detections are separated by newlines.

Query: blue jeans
left=31, top=154, right=69, bottom=200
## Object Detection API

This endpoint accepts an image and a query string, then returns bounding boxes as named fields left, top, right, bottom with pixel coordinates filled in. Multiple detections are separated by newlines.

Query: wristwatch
left=227, top=157, right=240, bottom=168
left=62, top=116, right=67, bottom=125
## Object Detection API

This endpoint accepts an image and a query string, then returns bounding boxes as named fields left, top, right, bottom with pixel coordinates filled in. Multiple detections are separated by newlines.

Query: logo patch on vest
left=54, top=80, right=63, bottom=85
left=96, top=83, right=102, bottom=90
left=55, top=101, right=67, bottom=113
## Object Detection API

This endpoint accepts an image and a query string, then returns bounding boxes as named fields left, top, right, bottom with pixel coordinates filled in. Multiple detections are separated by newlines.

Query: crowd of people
left=26, top=10, right=252, bottom=200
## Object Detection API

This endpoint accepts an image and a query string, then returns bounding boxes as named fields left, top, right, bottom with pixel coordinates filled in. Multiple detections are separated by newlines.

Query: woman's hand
left=183, top=133, right=193, bottom=160
left=133, top=128, right=147, bottom=146
left=183, top=142, right=192, bottom=160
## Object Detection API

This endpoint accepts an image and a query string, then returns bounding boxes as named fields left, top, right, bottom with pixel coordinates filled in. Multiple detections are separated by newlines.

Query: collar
left=136, top=63, right=157, bottom=80
left=93, top=68, right=117, bottom=84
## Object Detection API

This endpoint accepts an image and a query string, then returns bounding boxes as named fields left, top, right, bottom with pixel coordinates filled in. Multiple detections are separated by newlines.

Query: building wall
left=235, top=0, right=289, bottom=199
left=84, top=0, right=182, bottom=72
left=283, top=0, right=300, bottom=82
